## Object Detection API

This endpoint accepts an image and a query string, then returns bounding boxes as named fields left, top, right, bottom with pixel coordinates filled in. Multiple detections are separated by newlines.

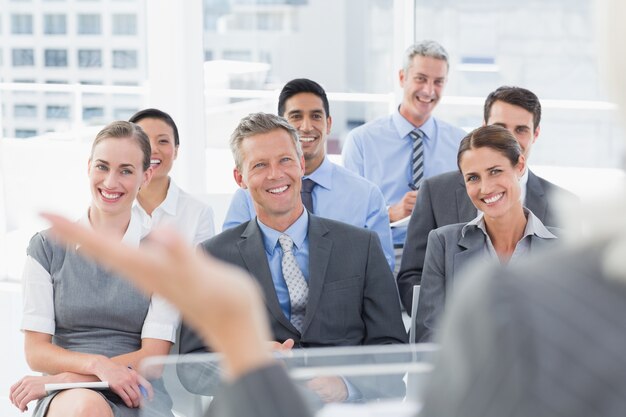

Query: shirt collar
left=158, top=178, right=179, bottom=215
left=78, top=209, right=147, bottom=249
left=303, top=156, right=332, bottom=190
left=132, top=177, right=179, bottom=216
left=519, top=167, right=529, bottom=205
left=462, top=207, right=557, bottom=240
left=257, top=209, right=309, bottom=255
left=392, top=107, right=436, bottom=141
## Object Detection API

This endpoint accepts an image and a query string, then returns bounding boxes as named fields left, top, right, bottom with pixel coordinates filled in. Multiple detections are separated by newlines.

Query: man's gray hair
left=403, top=40, right=449, bottom=72
left=230, top=112, right=302, bottom=170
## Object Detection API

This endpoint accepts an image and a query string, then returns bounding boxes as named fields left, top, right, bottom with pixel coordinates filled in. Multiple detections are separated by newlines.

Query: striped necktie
left=409, top=129, right=425, bottom=189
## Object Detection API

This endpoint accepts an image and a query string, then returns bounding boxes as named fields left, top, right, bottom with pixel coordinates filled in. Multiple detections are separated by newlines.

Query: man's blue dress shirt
left=257, top=210, right=309, bottom=321
left=342, top=110, right=466, bottom=245
left=224, top=157, right=395, bottom=270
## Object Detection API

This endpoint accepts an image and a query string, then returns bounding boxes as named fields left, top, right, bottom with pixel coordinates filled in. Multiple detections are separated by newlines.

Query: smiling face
left=459, top=146, right=526, bottom=220
left=89, top=137, right=152, bottom=217
left=399, top=55, right=448, bottom=127
left=134, top=117, right=178, bottom=180
left=486, top=100, right=539, bottom=161
left=233, top=128, right=306, bottom=230
left=283, top=92, right=332, bottom=175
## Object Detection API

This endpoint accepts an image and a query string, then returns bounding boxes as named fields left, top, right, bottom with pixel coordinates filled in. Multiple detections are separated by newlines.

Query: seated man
left=180, top=112, right=407, bottom=402
left=397, top=86, right=579, bottom=311
left=223, top=78, right=394, bottom=270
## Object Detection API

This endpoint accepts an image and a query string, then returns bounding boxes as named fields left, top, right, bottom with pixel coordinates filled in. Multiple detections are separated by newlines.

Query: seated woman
left=415, top=125, right=560, bottom=342
left=10, top=121, right=178, bottom=416
left=129, top=109, right=215, bottom=245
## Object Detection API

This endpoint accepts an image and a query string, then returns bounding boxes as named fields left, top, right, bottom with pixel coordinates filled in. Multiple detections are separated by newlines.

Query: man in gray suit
left=397, top=86, right=578, bottom=311
left=179, top=112, right=407, bottom=402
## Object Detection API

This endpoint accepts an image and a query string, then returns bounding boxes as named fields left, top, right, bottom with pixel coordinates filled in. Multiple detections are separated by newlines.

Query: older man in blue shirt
left=342, top=40, right=465, bottom=273
left=224, top=78, right=395, bottom=270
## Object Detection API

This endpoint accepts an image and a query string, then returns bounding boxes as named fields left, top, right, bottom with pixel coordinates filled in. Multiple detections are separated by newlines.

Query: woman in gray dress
left=9, top=121, right=178, bottom=416
left=415, top=125, right=560, bottom=342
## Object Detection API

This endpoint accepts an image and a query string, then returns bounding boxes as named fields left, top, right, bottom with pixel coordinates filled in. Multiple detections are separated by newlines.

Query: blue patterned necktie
left=409, top=129, right=425, bottom=189
left=278, top=234, right=308, bottom=332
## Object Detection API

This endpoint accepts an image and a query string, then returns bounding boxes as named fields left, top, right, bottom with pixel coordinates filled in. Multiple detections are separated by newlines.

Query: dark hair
left=457, top=125, right=522, bottom=170
left=91, top=121, right=151, bottom=171
left=483, top=86, right=541, bottom=130
left=129, top=108, right=180, bottom=146
left=278, top=78, right=330, bottom=118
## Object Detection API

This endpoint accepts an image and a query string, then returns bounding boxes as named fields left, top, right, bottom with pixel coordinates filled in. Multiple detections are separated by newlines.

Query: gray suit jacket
left=414, top=221, right=560, bottom=342
left=179, top=214, right=407, bottom=399
left=397, top=169, right=577, bottom=311
left=420, top=240, right=626, bottom=417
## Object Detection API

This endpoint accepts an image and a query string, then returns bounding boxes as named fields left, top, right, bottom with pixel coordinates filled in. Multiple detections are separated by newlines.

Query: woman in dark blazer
left=415, top=125, right=560, bottom=342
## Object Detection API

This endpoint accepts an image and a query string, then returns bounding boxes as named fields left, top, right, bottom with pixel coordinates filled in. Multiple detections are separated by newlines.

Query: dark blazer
left=178, top=214, right=408, bottom=399
left=414, top=221, right=560, bottom=342
left=397, top=169, right=578, bottom=311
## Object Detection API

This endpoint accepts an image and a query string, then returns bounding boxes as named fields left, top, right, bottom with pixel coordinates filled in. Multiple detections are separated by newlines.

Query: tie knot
left=409, top=129, right=424, bottom=141
left=278, top=234, right=294, bottom=252
left=301, top=178, right=316, bottom=193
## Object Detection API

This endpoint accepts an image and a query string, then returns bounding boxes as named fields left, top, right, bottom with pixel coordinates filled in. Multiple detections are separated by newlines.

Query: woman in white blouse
left=10, top=121, right=178, bottom=416
left=129, top=109, right=215, bottom=245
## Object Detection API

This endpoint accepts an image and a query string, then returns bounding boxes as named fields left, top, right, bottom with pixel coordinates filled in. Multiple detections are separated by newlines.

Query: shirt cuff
left=21, top=314, right=55, bottom=335
left=141, top=322, right=178, bottom=343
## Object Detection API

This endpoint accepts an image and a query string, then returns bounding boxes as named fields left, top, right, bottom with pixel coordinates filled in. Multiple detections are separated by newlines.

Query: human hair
left=91, top=121, right=151, bottom=171
left=129, top=108, right=180, bottom=146
left=403, top=40, right=449, bottom=73
left=230, top=112, right=302, bottom=170
left=277, top=78, right=330, bottom=118
left=457, top=125, right=522, bottom=170
left=483, top=86, right=542, bottom=130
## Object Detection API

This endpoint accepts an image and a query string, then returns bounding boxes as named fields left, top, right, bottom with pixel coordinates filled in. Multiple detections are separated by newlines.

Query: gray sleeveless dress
left=27, top=230, right=173, bottom=417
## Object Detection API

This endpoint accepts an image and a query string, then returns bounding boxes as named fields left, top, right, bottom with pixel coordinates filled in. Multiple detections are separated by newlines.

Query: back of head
left=229, top=112, right=302, bottom=170
left=277, top=78, right=330, bottom=117
left=129, top=108, right=180, bottom=147
left=457, top=125, right=522, bottom=170
left=403, top=40, right=449, bottom=72
left=483, top=86, right=541, bottom=129
left=92, top=121, right=151, bottom=171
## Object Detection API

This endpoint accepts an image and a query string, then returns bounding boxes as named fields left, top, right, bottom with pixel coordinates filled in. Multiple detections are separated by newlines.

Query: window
left=11, top=14, right=33, bottom=34
left=77, top=14, right=101, bottom=34
left=112, top=50, right=138, bottom=69
left=44, top=14, right=66, bottom=34
left=45, top=49, right=68, bottom=67
left=78, top=49, right=102, bottom=68
left=112, top=14, right=137, bottom=35
left=113, top=108, right=137, bottom=119
left=83, top=106, right=104, bottom=121
left=15, top=129, right=37, bottom=138
left=12, top=49, right=34, bottom=66
left=14, top=104, right=37, bottom=118
left=46, top=105, right=70, bottom=119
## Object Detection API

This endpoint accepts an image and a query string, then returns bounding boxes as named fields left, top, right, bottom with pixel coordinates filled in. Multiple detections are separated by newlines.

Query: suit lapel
left=455, top=175, right=476, bottom=223
left=525, top=170, right=548, bottom=220
left=453, top=228, right=486, bottom=285
left=237, top=221, right=294, bottom=331
left=301, top=216, right=332, bottom=334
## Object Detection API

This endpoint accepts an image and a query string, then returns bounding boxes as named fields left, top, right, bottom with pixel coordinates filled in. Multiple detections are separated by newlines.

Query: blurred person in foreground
left=414, top=125, right=561, bottom=342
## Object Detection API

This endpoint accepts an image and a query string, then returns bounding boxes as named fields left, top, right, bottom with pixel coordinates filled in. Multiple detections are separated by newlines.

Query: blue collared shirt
left=257, top=210, right=310, bottom=321
left=224, top=157, right=395, bottom=270
left=342, top=109, right=466, bottom=244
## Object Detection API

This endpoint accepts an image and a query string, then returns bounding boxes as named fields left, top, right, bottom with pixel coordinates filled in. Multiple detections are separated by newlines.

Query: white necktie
left=278, top=234, right=308, bottom=332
